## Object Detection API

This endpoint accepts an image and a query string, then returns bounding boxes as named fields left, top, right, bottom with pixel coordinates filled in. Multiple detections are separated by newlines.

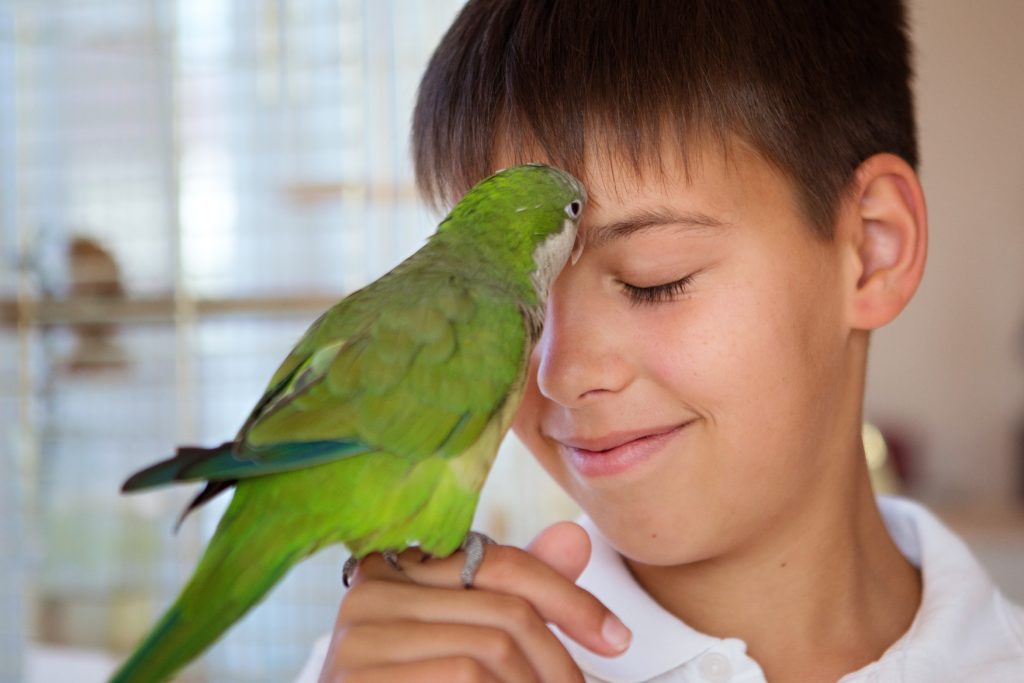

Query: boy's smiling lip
left=550, top=421, right=695, bottom=478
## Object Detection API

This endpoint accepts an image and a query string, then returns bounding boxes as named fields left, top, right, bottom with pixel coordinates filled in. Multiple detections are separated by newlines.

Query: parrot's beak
left=570, top=232, right=585, bottom=265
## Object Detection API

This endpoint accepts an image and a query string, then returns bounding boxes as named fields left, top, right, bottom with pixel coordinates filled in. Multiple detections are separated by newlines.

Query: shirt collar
left=841, top=496, right=1021, bottom=680
left=557, top=496, right=1020, bottom=683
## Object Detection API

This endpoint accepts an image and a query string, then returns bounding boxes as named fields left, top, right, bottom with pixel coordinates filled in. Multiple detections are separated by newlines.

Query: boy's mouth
left=553, top=422, right=692, bottom=477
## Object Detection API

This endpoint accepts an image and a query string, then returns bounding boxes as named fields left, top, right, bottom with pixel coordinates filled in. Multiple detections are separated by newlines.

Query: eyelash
left=621, top=275, right=695, bottom=306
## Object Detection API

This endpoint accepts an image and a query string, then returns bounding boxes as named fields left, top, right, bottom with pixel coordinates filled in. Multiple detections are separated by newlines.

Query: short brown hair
left=412, top=0, right=917, bottom=238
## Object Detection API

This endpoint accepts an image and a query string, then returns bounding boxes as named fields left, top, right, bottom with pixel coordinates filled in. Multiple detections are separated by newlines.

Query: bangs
left=412, top=1, right=737, bottom=211
left=412, top=0, right=916, bottom=237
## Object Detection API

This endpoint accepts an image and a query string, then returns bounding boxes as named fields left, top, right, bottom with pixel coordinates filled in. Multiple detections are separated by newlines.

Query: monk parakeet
left=110, top=163, right=586, bottom=683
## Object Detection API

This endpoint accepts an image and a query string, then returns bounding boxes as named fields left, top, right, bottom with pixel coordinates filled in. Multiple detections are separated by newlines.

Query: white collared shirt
left=295, top=496, right=1024, bottom=682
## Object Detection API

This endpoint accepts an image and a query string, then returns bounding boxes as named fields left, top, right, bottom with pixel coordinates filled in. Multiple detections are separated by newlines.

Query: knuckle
left=446, top=656, right=490, bottom=683
left=495, top=594, right=537, bottom=630
left=358, top=553, right=403, bottom=578
left=353, top=554, right=376, bottom=574
left=342, top=578, right=373, bottom=599
left=481, top=545, right=530, bottom=581
left=490, top=544, right=527, bottom=566
left=336, top=581, right=379, bottom=620
left=478, top=627, right=517, bottom=665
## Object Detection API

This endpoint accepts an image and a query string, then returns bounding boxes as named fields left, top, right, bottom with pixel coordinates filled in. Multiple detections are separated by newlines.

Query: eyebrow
left=585, top=208, right=730, bottom=247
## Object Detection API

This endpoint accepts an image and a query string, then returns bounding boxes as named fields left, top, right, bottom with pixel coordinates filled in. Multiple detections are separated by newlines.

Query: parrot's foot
left=460, top=530, right=496, bottom=588
left=342, top=556, right=358, bottom=588
left=342, top=550, right=404, bottom=588
left=382, top=549, right=402, bottom=571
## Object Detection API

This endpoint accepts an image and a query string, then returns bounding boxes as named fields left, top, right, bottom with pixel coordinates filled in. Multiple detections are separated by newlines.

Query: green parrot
left=109, top=163, right=586, bottom=683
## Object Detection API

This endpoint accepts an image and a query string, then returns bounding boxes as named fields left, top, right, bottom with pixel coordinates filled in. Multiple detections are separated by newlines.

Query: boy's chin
left=609, top=533, right=722, bottom=569
left=581, top=502, right=729, bottom=568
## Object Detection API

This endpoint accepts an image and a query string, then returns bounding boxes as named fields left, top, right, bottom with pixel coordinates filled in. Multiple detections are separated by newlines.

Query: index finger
left=390, top=542, right=632, bottom=658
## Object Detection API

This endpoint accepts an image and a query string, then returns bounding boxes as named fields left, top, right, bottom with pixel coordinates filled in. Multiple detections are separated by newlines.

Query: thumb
left=525, top=521, right=592, bottom=582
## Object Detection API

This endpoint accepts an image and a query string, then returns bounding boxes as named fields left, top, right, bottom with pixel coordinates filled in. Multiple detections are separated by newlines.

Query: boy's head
left=413, top=0, right=917, bottom=239
left=412, top=1, right=927, bottom=565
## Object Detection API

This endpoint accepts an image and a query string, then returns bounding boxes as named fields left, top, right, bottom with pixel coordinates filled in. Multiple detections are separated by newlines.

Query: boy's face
left=510, top=141, right=862, bottom=566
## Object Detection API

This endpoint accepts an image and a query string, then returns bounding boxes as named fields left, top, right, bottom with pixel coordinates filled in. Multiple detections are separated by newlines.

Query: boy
left=301, top=1, right=1024, bottom=681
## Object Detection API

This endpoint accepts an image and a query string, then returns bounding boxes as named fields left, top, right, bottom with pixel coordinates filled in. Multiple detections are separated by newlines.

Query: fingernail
left=601, top=614, right=632, bottom=652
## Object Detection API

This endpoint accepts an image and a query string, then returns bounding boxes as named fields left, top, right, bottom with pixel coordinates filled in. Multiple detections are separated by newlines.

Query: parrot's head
left=510, top=164, right=587, bottom=304
left=440, top=163, right=586, bottom=313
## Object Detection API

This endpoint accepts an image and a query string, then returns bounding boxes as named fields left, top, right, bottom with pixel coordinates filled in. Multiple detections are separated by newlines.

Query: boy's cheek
left=510, top=359, right=582, bottom=492
left=510, top=358, right=546, bottom=453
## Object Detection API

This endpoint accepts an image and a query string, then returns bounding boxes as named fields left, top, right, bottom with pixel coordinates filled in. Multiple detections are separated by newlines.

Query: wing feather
left=239, top=271, right=526, bottom=468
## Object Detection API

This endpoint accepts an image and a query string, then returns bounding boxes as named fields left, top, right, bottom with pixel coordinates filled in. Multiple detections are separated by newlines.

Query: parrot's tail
left=109, top=493, right=315, bottom=683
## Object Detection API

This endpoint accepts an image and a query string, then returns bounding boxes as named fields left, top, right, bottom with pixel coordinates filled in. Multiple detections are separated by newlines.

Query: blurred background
left=0, top=0, right=1021, bottom=681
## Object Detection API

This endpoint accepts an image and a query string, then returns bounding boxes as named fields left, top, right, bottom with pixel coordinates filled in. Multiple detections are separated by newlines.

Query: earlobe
left=845, top=153, right=928, bottom=330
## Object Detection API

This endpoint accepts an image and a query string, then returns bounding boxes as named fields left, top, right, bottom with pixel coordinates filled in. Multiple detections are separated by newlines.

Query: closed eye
left=620, top=274, right=695, bottom=306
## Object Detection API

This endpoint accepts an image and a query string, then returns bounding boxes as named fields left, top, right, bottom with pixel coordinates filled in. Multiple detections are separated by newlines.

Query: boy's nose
left=534, top=279, right=633, bottom=408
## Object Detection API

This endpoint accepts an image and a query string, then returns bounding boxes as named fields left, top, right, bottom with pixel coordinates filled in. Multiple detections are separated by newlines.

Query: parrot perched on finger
left=109, top=163, right=586, bottom=683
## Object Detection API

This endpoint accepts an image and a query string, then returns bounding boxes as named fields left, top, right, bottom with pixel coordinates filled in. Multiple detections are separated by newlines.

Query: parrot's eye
left=565, top=200, right=582, bottom=219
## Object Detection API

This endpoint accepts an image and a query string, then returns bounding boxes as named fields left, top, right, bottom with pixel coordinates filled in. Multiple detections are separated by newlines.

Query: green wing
left=235, top=268, right=526, bottom=468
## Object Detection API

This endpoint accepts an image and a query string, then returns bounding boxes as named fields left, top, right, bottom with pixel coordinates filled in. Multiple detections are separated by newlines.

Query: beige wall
left=865, top=0, right=1024, bottom=502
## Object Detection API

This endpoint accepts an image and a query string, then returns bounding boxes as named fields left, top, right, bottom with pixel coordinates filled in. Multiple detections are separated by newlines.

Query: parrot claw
left=342, top=556, right=358, bottom=588
left=342, top=550, right=404, bottom=588
left=382, top=550, right=402, bottom=571
left=460, top=530, right=496, bottom=588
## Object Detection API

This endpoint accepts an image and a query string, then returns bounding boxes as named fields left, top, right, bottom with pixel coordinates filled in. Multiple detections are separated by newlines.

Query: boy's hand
left=319, top=521, right=631, bottom=683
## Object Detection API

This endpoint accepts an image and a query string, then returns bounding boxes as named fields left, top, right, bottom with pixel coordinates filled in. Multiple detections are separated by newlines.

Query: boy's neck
left=626, top=454, right=922, bottom=683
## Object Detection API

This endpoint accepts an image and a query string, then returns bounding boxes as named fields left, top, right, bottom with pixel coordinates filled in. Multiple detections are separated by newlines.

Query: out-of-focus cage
left=0, top=1, right=582, bottom=681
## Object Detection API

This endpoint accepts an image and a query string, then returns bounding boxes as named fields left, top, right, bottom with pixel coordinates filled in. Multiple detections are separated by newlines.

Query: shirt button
left=698, top=651, right=734, bottom=683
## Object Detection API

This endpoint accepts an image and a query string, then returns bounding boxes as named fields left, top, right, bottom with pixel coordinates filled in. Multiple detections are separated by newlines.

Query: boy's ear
left=840, top=153, right=928, bottom=330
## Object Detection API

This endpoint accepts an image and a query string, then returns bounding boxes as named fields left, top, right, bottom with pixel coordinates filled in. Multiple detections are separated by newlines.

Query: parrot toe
left=382, top=550, right=402, bottom=571
left=342, top=556, right=358, bottom=588
left=341, top=550, right=404, bottom=588
left=460, top=530, right=496, bottom=588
